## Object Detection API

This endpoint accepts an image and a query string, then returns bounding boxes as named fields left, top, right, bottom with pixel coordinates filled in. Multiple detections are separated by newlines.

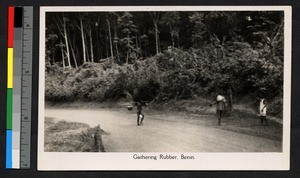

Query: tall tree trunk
left=88, top=24, right=94, bottom=62
left=154, top=22, right=160, bottom=54
left=169, top=25, right=175, bottom=48
left=79, top=14, right=87, bottom=63
left=62, top=15, right=71, bottom=67
left=97, top=17, right=103, bottom=61
left=106, top=19, right=114, bottom=58
left=175, top=34, right=179, bottom=48
left=75, top=46, right=80, bottom=64
left=126, top=33, right=130, bottom=64
left=70, top=40, right=78, bottom=68
left=56, top=14, right=69, bottom=66
left=105, top=36, right=109, bottom=58
left=135, top=34, right=139, bottom=60
left=85, top=39, right=90, bottom=62
left=51, top=42, right=55, bottom=64
left=114, top=25, right=120, bottom=62
left=149, top=12, right=161, bottom=54
left=96, top=25, right=101, bottom=61
left=272, top=19, right=284, bottom=43
left=271, top=19, right=284, bottom=58
left=138, top=35, right=142, bottom=49
left=115, top=43, right=120, bottom=62
left=60, top=41, right=65, bottom=69
left=171, top=33, right=175, bottom=48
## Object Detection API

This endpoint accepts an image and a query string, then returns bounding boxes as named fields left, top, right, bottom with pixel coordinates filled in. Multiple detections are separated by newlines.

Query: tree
left=44, top=10, right=285, bottom=113
left=45, top=33, right=58, bottom=65
left=161, top=12, right=180, bottom=48
left=149, top=12, right=162, bottom=54
left=106, top=18, right=113, bottom=58
left=204, top=12, right=238, bottom=45
left=189, top=12, right=208, bottom=47
left=56, top=13, right=71, bottom=67
left=78, top=13, right=87, bottom=63
left=86, top=20, right=95, bottom=62
left=131, top=12, right=153, bottom=57
left=57, top=40, right=65, bottom=68
left=69, top=39, right=78, bottom=68
left=239, top=11, right=284, bottom=61
left=119, top=12, right=138, bottom=64
left=113, top=26, right=121, bottom=62
left=106, top=15, right=114, bottom=59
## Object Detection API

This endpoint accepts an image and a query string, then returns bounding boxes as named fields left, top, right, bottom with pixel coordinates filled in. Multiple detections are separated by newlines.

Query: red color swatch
left=8, top=6, right=14, bottom=48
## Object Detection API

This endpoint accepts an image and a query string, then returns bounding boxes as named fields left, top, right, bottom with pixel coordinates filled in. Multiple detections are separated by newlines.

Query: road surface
left=45, top=108, right=281, bottom=152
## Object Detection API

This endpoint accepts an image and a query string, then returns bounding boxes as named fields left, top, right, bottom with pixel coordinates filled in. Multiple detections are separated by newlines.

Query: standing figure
left=215, top=93, right=226, bottom=125
left=136, top=101, right=145, bottom=126
left=259, top=98, right=268, bottom=126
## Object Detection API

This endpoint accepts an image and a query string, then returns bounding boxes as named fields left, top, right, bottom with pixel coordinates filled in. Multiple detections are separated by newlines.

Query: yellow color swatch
left=7, top=48, right=13, bottom=88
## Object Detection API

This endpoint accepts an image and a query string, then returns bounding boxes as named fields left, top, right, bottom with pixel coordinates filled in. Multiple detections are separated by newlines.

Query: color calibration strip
left=6, top=6, right=33, bottom=169
left=6, top=6, right=15, bottom=169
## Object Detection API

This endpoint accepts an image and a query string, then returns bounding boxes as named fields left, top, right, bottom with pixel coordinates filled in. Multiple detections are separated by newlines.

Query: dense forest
left=45, top=11, right=284, bottom=116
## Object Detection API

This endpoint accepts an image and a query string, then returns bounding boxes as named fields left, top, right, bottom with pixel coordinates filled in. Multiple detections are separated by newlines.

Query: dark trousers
left=137, top=111, right=144, bottom=125
left=260, top=116, right=269, bottom=125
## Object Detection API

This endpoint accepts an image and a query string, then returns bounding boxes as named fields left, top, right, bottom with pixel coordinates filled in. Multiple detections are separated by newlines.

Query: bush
left=45, top=45, right=283, bottom=116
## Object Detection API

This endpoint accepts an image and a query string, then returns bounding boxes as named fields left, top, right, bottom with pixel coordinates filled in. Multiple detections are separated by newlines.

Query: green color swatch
left=6, top=88, right=13, bottom=129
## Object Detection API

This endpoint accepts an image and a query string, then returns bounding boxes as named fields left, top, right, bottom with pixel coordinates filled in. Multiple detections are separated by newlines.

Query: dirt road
left=45, top=108, right=281, bottom=152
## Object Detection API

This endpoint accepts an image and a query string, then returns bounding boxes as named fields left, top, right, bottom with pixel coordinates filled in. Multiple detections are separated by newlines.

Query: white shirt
left=259, top=99, right=267, bottom=116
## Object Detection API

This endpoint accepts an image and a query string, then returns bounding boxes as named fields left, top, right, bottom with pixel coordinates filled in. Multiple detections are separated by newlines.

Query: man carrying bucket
left=210, top=91, right=226, bottom=125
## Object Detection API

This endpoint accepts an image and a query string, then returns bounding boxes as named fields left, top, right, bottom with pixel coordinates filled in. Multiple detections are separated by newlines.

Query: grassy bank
left=45, top=117, right=106, bottom=152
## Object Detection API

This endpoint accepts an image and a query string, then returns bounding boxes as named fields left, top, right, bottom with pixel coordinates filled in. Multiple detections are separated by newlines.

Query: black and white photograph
left=38, top=6, right=291, bottom=170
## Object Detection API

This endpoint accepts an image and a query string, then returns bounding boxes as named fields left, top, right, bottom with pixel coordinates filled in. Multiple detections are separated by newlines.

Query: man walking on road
left=216, top=94, right=226, bottom=125
left=136, top=101, right=145, bottom=126
left=259, top=98, right=268, bottom=126
left=210, top=92, right=226, bottom=125
left=258, top=88, right=269, bottom=126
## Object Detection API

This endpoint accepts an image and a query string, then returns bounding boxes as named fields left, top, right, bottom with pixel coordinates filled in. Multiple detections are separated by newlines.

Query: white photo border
left=38, top=6, right=292, bottom=170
